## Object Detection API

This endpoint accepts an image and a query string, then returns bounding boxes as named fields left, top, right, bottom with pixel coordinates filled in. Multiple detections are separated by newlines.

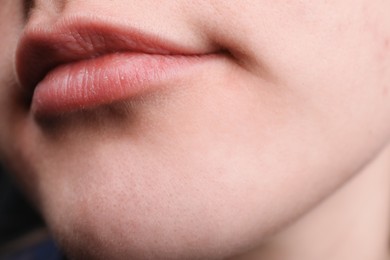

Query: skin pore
left=1, top=0, right=390, bottom=259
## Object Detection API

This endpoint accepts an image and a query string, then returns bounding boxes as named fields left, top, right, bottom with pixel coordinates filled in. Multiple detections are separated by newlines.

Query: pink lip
left=16, top=16, right=219, bottom=115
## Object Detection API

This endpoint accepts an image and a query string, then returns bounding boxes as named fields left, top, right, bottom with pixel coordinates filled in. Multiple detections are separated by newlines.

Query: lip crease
left=16, top=16, right=220, bottom=115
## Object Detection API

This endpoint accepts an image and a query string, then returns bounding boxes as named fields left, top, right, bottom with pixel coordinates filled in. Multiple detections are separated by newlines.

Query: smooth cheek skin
left=1, top=1, right=390, bottom=259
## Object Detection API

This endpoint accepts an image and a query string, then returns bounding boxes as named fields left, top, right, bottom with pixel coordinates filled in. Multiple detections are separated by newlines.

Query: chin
left=31, top=133, right=356, bottom=260
left=40, top=159, right=270, bottom=260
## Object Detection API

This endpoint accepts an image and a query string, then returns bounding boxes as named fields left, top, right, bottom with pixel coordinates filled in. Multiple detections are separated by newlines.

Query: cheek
left=0, top=1, right=29, bottom=177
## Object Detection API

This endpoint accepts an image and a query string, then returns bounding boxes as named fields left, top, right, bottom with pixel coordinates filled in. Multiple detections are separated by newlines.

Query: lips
left=16, top=16, right=219, bottom=115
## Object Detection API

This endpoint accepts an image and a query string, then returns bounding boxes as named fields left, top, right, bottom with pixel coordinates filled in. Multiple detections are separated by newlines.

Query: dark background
left=0, top=164, right=44, bottom=247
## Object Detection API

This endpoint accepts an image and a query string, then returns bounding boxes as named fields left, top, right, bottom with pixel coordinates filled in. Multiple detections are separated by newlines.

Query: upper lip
left=16, top=15, right=211, bottom=97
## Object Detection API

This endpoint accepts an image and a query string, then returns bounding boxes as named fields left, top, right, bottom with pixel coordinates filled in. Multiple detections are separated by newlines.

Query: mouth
left=16, top=16, right=222, bottom=116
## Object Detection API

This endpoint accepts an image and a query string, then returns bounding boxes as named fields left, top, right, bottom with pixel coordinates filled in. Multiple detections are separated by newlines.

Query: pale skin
left=1, top=1, right=390, bottom=259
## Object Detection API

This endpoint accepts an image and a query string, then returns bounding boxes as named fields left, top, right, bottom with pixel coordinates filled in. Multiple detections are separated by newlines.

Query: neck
left=237, top=145, right=390, bottom=260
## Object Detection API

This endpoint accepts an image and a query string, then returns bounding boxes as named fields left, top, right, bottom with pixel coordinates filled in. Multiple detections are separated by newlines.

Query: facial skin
left=1, top=1, right=390, bottom=259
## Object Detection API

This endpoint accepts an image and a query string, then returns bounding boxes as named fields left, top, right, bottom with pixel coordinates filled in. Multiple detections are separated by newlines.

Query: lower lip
left=32, top=53, right=210, bottom=116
